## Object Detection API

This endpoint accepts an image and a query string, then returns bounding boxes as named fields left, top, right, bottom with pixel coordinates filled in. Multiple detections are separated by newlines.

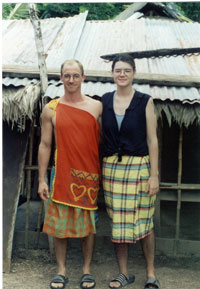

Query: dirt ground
left=3, top=244, right=200, bottom=289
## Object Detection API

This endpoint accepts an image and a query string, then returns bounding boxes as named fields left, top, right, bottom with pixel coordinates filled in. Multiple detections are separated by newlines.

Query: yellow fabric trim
left=51, top=198, right=98, bottom=210
left=51, top=149, right=57, bottom=198
left=48, top=98, right=60, bottom=116
left=48, top=99, right=59, bottom=197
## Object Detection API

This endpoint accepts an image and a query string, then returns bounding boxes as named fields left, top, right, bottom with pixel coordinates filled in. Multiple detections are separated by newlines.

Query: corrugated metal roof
left=2, top=15, right=200, bottom=105
left=46, top=12, right=88, bottom=67
left=44, top=81, right=200, bottom=104
left=74, top=18, right=200, bottom=75
left=3, top=77, right=38, bottom=87
left=5, top=77, right=199, bottom=104
left=3, top=17, right=200, bottom=72
left=2, top=13, right=87, bottom=67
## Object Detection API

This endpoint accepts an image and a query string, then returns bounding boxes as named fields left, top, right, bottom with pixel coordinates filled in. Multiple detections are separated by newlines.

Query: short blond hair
left=60, top=59, right=84, bottom=76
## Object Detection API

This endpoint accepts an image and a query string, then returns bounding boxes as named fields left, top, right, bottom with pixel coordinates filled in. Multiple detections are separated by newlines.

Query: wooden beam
left=160, top=190, right=200, bottom=202
left=160, top=182, right=200, bottom=190
left=101, top=47, right=200, bottom=60
left=3, top=65, right=200, bottom=88
left=24, top=165, right=52, bottom=171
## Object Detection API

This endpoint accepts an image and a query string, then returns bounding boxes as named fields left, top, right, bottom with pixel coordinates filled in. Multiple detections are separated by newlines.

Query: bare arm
left=38, top=105, right=53, bottom=201
left=145, top=97, right=159, bottom=196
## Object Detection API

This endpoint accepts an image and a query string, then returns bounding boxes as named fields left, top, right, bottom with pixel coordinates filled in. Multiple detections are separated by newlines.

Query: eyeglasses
left=63, top=74, right=81, bottom=81
left=114, top=69, right=133, bottom=75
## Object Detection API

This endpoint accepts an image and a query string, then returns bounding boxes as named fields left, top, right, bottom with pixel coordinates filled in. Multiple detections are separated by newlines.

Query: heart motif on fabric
left=88, top=188, right=98, bottom=204
left=70, top=183, right=86, bottom=201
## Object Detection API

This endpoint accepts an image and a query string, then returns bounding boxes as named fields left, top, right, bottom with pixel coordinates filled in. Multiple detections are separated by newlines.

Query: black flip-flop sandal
left=50, top=274, right=68, bottom=289
left=109, top=273, right=135, bottom=288
left=80, top=274, right=96, bottom=289
left=144, top=277, right=160, bottom=289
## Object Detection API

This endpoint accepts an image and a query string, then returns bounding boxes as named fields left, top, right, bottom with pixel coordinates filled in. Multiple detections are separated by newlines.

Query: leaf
left=79, top=5, right=87, bottom=13
left=8, top=3, right=33, bottom=19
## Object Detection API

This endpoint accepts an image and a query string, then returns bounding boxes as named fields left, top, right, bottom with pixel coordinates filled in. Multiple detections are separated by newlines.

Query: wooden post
left=25, top=122, right=34, bottom=251
left=35, top=201, right=44, bottom=249
left=174, top=127, right=183, bottom=254
left=154, top=118, right=162, bottom=236
left=28, top=4, right=53, bottom=254
left=29, top=3, right=48, bottom=106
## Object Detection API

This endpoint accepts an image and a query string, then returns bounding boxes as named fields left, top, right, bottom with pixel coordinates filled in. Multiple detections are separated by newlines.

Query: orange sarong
left=49, top=99, right=100, bottom=210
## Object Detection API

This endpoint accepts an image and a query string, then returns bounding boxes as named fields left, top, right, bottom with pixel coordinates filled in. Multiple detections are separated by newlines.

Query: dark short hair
left=111, top=53, right=136, bottom=72
left=60, top=59, right=84, bottom=76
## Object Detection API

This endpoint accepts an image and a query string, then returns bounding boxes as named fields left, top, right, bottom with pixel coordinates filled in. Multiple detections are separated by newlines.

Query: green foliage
left=174, top=2, right=200, bottom=22
left=2, top=3, right=15, bottom=19
left=2, top=3, right=129, bottom=20
left=7, top=3, right=30, bottom=20
left=37, top=3, right=78, bottom=19
left=77, top=3, right=128, bottom=20
left=3, top=2, right=200, bottom=22
left=37, top=3, right=128, bottom=20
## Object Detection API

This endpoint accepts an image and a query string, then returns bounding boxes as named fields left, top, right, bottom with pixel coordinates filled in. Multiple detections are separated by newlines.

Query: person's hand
left=145, top=176, right=159, bottom=196
left=38, top=181, right=50, bottom=201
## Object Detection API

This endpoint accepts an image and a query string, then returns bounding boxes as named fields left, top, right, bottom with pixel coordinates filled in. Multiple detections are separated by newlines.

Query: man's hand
left=145, top=176, right=159, bottom=196
left=38, top=181, right=50, bottom=201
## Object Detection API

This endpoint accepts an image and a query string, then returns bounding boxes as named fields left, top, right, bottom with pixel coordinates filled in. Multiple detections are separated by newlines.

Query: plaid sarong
left=102, top=155, right=156, bottom=243
left=43, top=168, right=96, bottom=238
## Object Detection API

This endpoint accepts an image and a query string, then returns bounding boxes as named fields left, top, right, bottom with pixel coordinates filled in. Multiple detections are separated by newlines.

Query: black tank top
left=101, top=90, right=150, bottom=161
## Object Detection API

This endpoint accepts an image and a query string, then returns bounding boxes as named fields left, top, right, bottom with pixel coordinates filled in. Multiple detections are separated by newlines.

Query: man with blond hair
left=38, top=59, right=102, bottom=289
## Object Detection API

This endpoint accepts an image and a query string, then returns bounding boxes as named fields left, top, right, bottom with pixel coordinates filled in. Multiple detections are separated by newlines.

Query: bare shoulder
left=146, top=96, right=155, bottom=111
left=146, top=96, right=157, bottom=120
left=147, top=96, right=154, bottom=105
left=41, top=103, right=53, bottom=120
left=86, top=96, right=102, bottom=113
left=86, top=96, right=101, bottom=105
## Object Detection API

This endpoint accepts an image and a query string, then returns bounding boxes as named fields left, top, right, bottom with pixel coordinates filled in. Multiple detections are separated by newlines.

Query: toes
left=51, top=283, right=63, bottom=288
left=82, top=281, right=95, bottom=288
left=109, top=281, right=121, bottom=288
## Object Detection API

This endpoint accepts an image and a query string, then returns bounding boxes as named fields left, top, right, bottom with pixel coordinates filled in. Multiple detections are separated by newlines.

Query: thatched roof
left=3, top=83, right=41, bottom=130
left=155, top=100, right=200, bottom=127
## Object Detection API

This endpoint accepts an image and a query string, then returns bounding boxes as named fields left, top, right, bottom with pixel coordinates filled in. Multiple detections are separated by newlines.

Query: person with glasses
left=38, top=59, right=102, bottom=289
left=101, top=54, right=160, bottom=289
